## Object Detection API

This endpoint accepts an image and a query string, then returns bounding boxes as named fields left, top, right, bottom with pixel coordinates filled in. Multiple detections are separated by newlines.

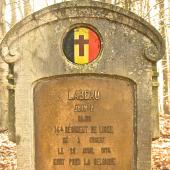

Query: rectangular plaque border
left=33, top=73, right=137, bottom=170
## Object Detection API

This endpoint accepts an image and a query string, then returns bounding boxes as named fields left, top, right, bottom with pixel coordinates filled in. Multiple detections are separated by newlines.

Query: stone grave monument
left=0, top=0, right=165, bottom=170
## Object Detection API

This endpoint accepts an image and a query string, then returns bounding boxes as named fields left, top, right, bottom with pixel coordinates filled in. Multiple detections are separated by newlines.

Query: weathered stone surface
left=0, top=1, right=164, bottom=170
left=1, top=113, right=170, bottom=170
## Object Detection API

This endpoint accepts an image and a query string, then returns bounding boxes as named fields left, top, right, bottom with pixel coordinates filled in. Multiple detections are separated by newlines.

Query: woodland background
left=0, top=0, right=170, bottom=169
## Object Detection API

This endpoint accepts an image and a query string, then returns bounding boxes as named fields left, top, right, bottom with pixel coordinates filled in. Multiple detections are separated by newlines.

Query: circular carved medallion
left=63, top=26, right=101, bottom=65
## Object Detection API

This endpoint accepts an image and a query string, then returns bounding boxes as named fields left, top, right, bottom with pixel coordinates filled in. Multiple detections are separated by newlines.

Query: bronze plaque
left=34, top=75, right=135, bottom=170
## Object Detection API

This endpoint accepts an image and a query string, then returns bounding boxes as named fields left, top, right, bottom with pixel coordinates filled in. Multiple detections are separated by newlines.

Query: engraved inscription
left=34, top=76, right=135, bottom=170
left=68, top=90, right=100, bottom=100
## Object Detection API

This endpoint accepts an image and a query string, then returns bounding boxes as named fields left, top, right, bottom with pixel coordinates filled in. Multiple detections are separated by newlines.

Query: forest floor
left=0, top=114, right=170, bottom=170
left=152, top=114, right=170, bottom=170
left=0, top=131, right=16, bottom=170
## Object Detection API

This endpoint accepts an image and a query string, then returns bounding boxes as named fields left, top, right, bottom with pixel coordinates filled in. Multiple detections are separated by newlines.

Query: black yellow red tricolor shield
left=63, top=27, right=101, bottom=64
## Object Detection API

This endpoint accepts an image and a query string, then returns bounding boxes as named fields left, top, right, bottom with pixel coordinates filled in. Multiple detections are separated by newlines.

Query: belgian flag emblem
left=63, top=27, right=101, bottom=64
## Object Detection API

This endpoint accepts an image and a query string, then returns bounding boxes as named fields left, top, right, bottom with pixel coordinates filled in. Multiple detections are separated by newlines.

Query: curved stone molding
left=1, top=46, right=20, bottom=64
left=144, top=44, right=160, bottom=62
left=0, top=1, right=164, bottom=170
left=0, top=0, right=165, bottom=62
left=1, top=46, right=9, bottom=59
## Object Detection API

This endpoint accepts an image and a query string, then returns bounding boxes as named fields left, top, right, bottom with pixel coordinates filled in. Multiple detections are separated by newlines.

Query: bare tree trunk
left=45, top=0, right=49, bottom=6
left=0, top=0, right=6, bottom=41
left=156, top=0, right=168, bottom=114
left=146, top=0, right=150, bottom=23
left=32, top=0, right=35, bottom=12
left=10, top=0, right=17, bottom=26
left=168, top=0, right=170, bottom=24
left=23, top=0, right=31, bottom=17
left=0, top=0, right=8, bottom=132
left=158, top=0, right=165, bottom=37
left=139, top=0, right=143, bottom=16
left=166, top=0, right=170, bottom=114
left=18, top=0, right=24, bottom=19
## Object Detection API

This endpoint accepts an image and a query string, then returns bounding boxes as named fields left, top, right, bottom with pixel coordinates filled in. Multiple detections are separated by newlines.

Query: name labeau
left=68, top=90, right=100, bottom=100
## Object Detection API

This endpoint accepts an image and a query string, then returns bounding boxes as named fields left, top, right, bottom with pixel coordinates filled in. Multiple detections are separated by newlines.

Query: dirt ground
left=0, top=114, right=170, bottom=170
left=152, top=114, right=170, bottom=170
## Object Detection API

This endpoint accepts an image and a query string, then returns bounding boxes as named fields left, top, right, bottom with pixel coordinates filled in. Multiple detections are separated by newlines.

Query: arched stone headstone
left=0, top=1, right=165, bottom=170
